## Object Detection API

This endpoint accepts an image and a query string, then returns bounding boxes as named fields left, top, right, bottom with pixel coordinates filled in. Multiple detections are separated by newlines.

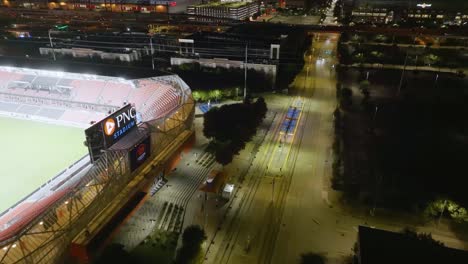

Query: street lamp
left=48, top=29, right=56, bottom=61
left=304, top=66, right=310, bottom=90
left=149, top=35, right=155, bottom=70
left=100, top=149, right=109, bottom=178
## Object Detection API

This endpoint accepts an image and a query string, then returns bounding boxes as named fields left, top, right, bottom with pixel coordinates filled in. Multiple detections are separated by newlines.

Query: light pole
left=398, top=36, right=416, bottom=96
left=48, top=29, right=56, bottom=61
left=438, top=199, right=448, bottom=226
left=271, top=177, right=275, bottom=202
left=149, top=35, right=155, bottom=70
left=100, top=149, right=109, bottom=178
left=304, top=66, right=309, bottom=90
left=243, top=43, right=248, bottom=102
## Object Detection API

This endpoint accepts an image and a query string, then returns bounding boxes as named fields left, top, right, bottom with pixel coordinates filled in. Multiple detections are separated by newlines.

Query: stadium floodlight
left=3, top=247, right=7, bottom=251
left=416, top=3, right=432, bottom=8
left=12, top=244, right=16, bottom=248
left=39, top=221, right=44, bottom=225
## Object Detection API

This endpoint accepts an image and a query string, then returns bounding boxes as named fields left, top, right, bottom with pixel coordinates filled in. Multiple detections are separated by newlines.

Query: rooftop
left=358, top=226, right=468, bottom=264
left=193, top=1, right=252, bottom=8
left=356, top=0, right=468, bottom=11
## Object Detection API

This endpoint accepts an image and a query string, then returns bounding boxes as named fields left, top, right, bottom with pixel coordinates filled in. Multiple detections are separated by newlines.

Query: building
left=357, top=226, right=468, bottom=264
left=39, top=47, right=142, bottom=62
left=4, top=0, right=175, bottom=13
left=351, top=8, right=393, bottom=24
left=351, top=0, right=468, bottom=25
left=168, top=29, right=284, bottom=82
left=285, top=0, right=305, bottom=8
left=0, top=66, right=194, bottom=263
left=187, top=1, right=259, bottom=20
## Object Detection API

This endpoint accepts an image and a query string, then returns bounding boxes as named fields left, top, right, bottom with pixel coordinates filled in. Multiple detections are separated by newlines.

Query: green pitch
left=0, top=116, right=87, bottom=213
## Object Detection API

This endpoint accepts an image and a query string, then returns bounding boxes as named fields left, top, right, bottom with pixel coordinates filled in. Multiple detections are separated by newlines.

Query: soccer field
left=0, top=116, right=87, bottom=213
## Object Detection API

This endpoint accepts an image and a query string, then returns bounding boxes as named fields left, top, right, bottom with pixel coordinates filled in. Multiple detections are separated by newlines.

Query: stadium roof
left=0, top=57, right=168, bottom=80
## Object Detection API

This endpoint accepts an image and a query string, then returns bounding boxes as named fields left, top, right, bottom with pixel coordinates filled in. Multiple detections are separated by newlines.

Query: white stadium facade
left=0, top=66, right=195, bottom=263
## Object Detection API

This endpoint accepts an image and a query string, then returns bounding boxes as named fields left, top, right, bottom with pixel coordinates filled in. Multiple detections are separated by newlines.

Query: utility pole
left=271, top=177, right=275, bottom=202
left=397, top=51, right=408, bottom=96
left=244, top=43, right=248, bottom=102
left=398, top=36, right=416, bottom=96
left=438, top=199, right=448, bottom=226
left=150, top=35, right=155, bottom=70
left=48, top=29, right=56, bottom=61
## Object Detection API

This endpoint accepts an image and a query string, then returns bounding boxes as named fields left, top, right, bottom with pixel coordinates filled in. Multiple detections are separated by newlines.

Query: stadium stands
left=0, top=66, right=186, bottom=128
left=98, top=82, right=132, bottom=106
left=71, top=79, right=106, bottom=104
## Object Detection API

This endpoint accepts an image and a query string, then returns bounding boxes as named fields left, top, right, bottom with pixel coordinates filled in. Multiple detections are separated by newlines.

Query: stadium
left=0, top=66, right=195, bottom=263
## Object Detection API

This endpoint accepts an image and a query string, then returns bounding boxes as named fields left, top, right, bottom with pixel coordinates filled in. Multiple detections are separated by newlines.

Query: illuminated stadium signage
left=85, top=104, right=138, bottom=163
left=130, top=136, right=151, bottom=171
left=102, top=105, right=137, bottom=147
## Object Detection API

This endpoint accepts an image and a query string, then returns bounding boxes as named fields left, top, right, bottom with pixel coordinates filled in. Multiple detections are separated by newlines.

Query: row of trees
left=339, top=43, right=454, bottom=67
left=192, top=88, right=239, bottom=102
left=203, top=97, right=268, bottom=165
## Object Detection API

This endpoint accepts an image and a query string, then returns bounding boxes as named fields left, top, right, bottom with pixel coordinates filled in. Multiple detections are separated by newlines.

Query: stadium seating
left=60, top=110, right=93, bottom=124
left=0, top=72, right=23, bottom=91
left=36, top=107, right=65, bottom=120
left=0, top=68, right=184, bottom=125
left=0, top=101, right=19, bottom=112
left=99, top=82, right=132, bottom=106
left=71, top=80, right=106, bottom=104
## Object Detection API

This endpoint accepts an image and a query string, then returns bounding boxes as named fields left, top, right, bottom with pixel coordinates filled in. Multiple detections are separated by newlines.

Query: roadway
left=201, top=36, right=328, bottom=264
left=271, top=32, right=348, bottom=264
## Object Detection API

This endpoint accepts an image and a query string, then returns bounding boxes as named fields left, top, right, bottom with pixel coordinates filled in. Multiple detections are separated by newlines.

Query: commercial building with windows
left=187, top=1, right=259, bottom=20
left=351, top=0, right=468, bottom=25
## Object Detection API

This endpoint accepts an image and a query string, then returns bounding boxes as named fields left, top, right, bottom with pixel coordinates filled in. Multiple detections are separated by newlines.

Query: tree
left=300, top=252, right=325, bottom=264
left=209, top=89, right=222, bottom=101
left=359, top=80, right=370, bottom=92
left=253, top=97, right=268, bottom=123
left=94, top=244, right=136, bottom=264
left=192, top=91, right=201, bottom=102
left=175, top=225, right=207, bottom=264
left=215, top=141, right=236, bottom=166
left=423, top=54, right=439, bottom=66
left=340, top=87, right=353, bottom=107
left=425, top=199, right=468, bottom=223
left=203, top=107, right=219, bottom=139
left=401, top=227, right=444, bottom=247
left=354, top=53, right=365, bottom=63
left=203, top=99, right=268, bottom=166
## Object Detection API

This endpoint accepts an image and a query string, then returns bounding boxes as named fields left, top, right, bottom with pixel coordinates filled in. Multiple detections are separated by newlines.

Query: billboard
left=85, top=104, right=138, bottom=163
left=129, top=136, right=151, bottom=172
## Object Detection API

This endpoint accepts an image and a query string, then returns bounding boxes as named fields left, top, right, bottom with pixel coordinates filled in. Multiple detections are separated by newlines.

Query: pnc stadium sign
left=102, top=105, right=137, bottom=147
left=85, top=104, right=139, bottom=163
